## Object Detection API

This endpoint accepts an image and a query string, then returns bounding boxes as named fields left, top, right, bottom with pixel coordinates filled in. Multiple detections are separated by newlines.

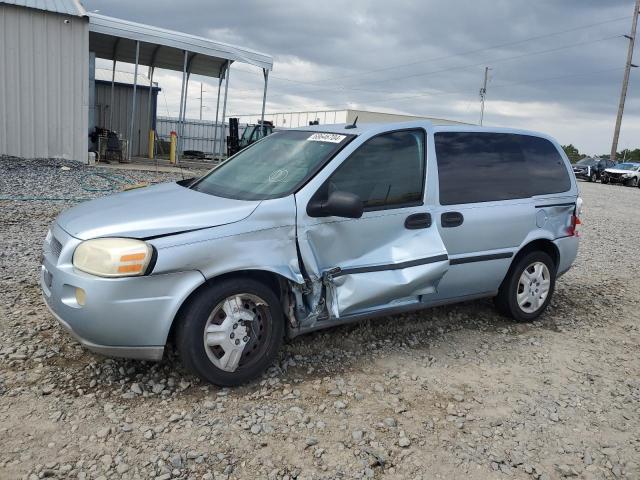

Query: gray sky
left=85, top=0, right=640, bottom=154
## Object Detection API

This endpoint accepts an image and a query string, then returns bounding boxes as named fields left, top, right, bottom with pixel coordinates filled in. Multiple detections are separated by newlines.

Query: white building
left=236, top=109, right=469, bottom=129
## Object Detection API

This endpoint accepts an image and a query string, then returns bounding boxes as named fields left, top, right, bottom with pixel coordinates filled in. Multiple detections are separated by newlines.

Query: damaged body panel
left=296, top=210, right=449, bottom=322
left=293, top=125, right=450, bottom=329
left=150, top=195, right=303, bottom=285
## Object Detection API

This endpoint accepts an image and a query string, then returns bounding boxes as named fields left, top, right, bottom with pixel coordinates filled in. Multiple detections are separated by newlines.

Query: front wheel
left=590, top=172, right=597, bottom=182
left=176, top=278, right=284, bottom=387
left=601, top=176, right=609, bottom=184
left=494, top=251, right=556, bottom=322
left=629, top=177, right=639, bottom=187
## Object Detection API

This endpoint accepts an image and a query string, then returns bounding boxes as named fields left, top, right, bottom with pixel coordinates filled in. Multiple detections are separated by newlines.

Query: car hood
left=56, top=182, right=261, bottom=240
left=604, top=168, right=636, bottom=174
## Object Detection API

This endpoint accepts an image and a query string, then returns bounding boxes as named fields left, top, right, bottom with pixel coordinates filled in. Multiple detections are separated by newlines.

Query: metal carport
left=88, top=13, right=273, bottom=162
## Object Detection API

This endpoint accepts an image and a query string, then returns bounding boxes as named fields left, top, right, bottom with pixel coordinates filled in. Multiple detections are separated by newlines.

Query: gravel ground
left=0, top=158, right=639, bottom=480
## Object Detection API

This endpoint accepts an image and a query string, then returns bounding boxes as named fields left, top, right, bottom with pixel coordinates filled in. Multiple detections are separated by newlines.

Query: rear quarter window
left=435, top=132, right=571, bottom=205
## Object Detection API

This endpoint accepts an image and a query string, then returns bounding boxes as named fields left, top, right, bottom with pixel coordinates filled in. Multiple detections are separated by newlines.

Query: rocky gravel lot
left=1, top=158, right=639, bottom=480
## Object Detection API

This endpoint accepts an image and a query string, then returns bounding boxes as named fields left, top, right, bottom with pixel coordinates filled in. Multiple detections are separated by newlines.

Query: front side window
left=318, top=130, right=426, bottom=210
left=191, top=130, right=353, bottom=200
left=435, top=132, right=571, bottom=205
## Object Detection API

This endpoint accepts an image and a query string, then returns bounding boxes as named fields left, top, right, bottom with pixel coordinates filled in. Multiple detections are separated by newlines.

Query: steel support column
left=220, top=62, right=231, bottom=157
left=127, top=40, right=140, bottom=162
left=145, top=45, right=161, bottom=160
left=108, top=39, right=120, bottom=130
left=146, top=66, right=155, bottom=159
left=176, top=50, right=189, bottom=164
left=260, top=68, right=269, bottom=135
left=212, top=63, right=226, bottom=157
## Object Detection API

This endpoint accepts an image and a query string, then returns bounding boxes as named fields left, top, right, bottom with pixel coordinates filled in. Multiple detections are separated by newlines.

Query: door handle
left=404, top=213, right=432, bottom=229
left=441, top=211, right=464, bottom=228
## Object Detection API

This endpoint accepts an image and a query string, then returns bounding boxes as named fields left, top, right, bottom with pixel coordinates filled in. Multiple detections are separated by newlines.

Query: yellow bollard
left=148, top=130, right=155, bottom=159
left=169, top=131, right=177, bottom=164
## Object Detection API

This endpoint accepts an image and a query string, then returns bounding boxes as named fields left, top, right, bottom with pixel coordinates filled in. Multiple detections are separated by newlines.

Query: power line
left=196, top=16, right=631, bottom=121
left=231, top=66, right=623, bottom=117
left=348, top=34, right=623, bottom=87
left=232, top=15, right=630, bottom=89
left=232, top=33, right=622, bottom=103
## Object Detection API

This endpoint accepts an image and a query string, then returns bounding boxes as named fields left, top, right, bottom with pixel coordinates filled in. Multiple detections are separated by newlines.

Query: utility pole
left=610, top=0, right=640, bottom=162
left=199, top=82, right=204, bottom=121
left=480, top=66, right=490, bottom=126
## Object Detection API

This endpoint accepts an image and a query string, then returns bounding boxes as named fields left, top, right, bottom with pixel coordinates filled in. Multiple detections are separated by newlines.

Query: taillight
left=567, top=214, right=581, bottom=237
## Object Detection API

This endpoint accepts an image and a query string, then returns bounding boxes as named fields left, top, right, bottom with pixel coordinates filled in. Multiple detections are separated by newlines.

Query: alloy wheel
left=516, top=262, right=551, bottom=314
left=202, top=294, right=272, bottom=372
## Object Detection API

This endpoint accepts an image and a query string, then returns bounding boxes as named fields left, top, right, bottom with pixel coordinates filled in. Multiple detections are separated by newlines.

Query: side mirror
left=307, top=191, right=364, bottom=218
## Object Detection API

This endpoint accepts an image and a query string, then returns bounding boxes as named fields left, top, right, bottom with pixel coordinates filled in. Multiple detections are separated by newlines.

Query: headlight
left=73, top=238, right=154, bottom=277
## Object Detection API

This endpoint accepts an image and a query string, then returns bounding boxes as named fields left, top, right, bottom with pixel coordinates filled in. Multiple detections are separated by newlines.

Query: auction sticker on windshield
left=307, top=133, right=347, bottom=143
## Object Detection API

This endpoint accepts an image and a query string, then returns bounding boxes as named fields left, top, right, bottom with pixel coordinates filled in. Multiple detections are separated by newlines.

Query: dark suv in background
left=572, top=157, right=616, bottom=182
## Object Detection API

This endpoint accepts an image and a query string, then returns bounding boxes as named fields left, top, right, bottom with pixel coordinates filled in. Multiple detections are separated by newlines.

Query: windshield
left=576, top=158, right=597, bottom=166
left=191, top=130, right=354, bottom=200
left=614, top=163, right=639, bottom=170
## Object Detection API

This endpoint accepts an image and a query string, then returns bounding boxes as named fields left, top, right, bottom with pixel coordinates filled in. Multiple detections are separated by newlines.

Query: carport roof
left=88, top=12, right=273, bottom=77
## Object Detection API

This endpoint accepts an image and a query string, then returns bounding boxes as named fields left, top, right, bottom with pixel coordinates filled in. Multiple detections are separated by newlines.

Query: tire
left=590, top=172, right=597, bottom=183
left=176, top=278, right=284, bottom=387
left=629, top=177, right=639, bottom=187
left=494, top=251, right=556, bottom=322
left=601, top=176, right=609, bottom=184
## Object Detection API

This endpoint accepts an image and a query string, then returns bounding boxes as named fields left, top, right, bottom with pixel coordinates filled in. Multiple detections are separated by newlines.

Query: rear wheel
left=176, top=278, right=284, bottom=386
left=495, top=251, right=556, bottom=322
left=590, top=172, right=597, bottom=182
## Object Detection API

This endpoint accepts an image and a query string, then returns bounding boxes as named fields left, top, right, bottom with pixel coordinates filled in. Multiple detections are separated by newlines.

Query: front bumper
left=41, top=223, right=205, bottom=361
left=602, top=174, right=631, bottom=184
left=43, top=298, right=165, bottom=360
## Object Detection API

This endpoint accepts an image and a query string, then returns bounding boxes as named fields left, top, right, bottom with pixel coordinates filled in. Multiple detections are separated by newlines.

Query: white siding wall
left=0, top=4, right=89, bottom=161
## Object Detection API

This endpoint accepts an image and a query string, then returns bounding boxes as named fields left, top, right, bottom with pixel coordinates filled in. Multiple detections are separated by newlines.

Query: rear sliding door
left=431, top=132, right=572, bottom=300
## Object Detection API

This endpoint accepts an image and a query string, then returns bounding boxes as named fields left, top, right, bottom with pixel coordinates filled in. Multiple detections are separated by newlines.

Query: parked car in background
left=41, top=122, right=581, bottom=386
left=572, top=157, right=616, bottom=182
left=601, top=162, right=640, bottom=186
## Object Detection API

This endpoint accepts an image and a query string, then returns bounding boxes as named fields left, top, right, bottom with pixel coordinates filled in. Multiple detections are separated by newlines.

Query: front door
left=296, top=129, right=449, bottom=318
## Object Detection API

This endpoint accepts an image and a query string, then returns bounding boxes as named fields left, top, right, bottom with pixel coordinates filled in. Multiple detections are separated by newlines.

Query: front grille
left=50, top=237, right=63, bottom=259
left=607, top=172, right=623, bottom=179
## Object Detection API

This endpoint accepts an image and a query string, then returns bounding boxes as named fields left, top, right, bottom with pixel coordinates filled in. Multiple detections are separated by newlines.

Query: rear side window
left=435, top=132, right=571, bottom=205
left=323, top=129, right=425, bottom=210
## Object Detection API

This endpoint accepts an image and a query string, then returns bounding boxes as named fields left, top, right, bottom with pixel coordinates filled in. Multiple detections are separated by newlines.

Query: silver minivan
left=41, top=121, right=581, bottom=386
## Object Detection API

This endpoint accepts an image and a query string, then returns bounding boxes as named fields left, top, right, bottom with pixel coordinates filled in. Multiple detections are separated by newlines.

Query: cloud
left=84, top=0, right=640, bottom=153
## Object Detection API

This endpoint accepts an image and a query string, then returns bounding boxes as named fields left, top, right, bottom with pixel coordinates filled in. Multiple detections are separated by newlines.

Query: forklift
left=227, top=118, right=274, bottom=157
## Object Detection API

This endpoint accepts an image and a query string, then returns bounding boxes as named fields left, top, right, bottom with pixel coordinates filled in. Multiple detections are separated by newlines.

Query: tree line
left=562, top=144, right=640, bottom=163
